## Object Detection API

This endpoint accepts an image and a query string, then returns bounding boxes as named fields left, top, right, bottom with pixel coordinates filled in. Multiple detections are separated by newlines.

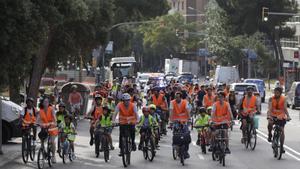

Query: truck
left=214, top=65, right=240, bottom=85
left=165, top=58, right=200, bottom=77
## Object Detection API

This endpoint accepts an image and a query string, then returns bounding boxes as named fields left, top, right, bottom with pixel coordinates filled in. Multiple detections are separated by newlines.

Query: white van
left=286, top=81, right=300, bottom=109
left=214, top=65, right=240, bottom=85
left=1, top=98, right=23, bottom=143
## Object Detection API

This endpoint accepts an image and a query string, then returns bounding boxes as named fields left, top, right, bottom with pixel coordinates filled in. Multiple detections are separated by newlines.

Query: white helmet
left=122, top=93, right=131, bottom=101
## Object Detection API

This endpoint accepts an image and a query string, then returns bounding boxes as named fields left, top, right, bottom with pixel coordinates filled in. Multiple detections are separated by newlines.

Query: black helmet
left=246, top=86, right=254, bottom=91
left=274, top=86, right=283, bottom=93
left=26, top=97, right=34, bottom=103
left=198, top=107, right=207, bottom=114
left=58, top=102, right=66, bottom=108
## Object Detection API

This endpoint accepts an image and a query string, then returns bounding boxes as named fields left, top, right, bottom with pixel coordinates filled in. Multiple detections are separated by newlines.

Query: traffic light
left=262, top=7, right=269, bottom=22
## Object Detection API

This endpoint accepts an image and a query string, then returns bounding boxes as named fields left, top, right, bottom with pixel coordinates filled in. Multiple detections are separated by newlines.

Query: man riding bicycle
left=38, top=97, right=58, bottom=163
left=21, top=98, right=37, bottom=143
left=68, top=85, right=83, bottom=115
left=211, top=91, right=233, bottom=154
left=239, top=86, right=259, bottom=143
left=113, top=93, right=139, bottom=156
left=169, top=92, right=191, bottom=158
left=203, top=87, right=215, bottom=108
left=267, top=87, right=291, bottom=153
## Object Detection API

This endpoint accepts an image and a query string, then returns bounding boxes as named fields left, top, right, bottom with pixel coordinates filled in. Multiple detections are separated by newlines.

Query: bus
left=109, top=56, right=137, bottom=83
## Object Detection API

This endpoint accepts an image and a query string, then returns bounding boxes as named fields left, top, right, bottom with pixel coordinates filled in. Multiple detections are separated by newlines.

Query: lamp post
left=0, top=97, right=3, bottom=155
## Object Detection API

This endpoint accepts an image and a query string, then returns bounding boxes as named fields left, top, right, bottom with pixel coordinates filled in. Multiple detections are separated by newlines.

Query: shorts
left=71, top=103, right=81, bottom=113
left=240, top=115, right=253, bottom=123
left=272, top=118, right=286, bottom=127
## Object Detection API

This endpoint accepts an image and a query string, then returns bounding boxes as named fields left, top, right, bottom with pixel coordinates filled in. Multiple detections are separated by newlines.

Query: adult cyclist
left=113, top=93, right=139, bottom=156
left=267, top=87, right=291, bottom=153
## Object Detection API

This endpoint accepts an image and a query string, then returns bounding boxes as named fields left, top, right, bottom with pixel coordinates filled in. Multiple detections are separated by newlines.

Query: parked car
left=178, top=72, right=194, bottom=83
left=164, top=72, right=177, bottom=83
left=230, top=83, right=261, bottom=114
left=1, top=97, right=23, bottom=143
left=286, top=81, right=300, bottom=109
left=244, top=79, right=266, bottom=102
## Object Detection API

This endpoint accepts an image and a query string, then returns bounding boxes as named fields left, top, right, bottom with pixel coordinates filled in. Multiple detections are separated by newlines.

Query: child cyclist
left=62, top=115, right=76, bottom=157
left=148, top=104, right=160, bottom=148
left=137, top=107, right=157, bottom=151
left=194, top=107, right=210, bottom=152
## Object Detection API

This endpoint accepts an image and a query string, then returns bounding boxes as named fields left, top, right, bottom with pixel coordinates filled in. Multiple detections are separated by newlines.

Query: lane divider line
left=257, top=129, right=300, bottom=156
left=198, top=154, right=205, bottom=160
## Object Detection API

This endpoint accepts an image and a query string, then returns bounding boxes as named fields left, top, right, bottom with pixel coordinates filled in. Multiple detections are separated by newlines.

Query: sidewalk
left=0, top=138, right=22, bottom=167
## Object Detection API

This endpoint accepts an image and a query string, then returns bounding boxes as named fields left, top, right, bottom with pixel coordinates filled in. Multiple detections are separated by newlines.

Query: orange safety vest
left=171, top=100, right=189, bottom=122
left=271, top=95, right=286, bottom=120
left=213, top=101, right=231, bottom=124
left=242, top=95, right=257, bottom=116
left=119, top=102, right=137, bottom=125
left=22, top=107, right=36, bottom=127
left=92, top=106, right=103, bottom=121
left=152, top=94, right=164, bottom=107
left=39, top=106, right=58, bottom=136
left=203, top=94, right=215, bottom=108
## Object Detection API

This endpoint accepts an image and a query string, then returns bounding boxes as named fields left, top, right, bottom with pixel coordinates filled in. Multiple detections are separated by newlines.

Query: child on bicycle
left=62, top=115, right=76, bottom=157
left=137, top=107, right=157, bottom=151
left=95, top=106, right=114, bottom=150
left=195, top=107, right=210, bottom=146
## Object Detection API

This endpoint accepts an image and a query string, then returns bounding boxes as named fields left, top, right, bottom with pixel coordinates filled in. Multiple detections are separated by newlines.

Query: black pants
left=119, top=125, right=136, bottom=148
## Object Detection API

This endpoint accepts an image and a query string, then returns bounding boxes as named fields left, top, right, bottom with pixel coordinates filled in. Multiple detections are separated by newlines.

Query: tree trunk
left=27, top=30, right=54, bottom=102
left=8, top=76, right=21, bottom=104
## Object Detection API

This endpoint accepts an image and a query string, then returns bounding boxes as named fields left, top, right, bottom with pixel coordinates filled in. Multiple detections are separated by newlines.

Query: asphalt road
left=1, top=102, right=300, bottom=169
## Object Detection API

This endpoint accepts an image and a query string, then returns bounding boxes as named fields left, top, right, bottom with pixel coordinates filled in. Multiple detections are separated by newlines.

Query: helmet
left=107, top=95, right=113, bottom=100
left=152, top=86, right=160, bottom=91
left=217, top=91, right=225, bottom=97
left=71, top=85, right=78, bottom=89
left=274, top=86, right=283, bottom=93
left=207, top=106, right=212, bottom=111
left=142, top=106, right=150, bottom=112
left=94, top=94, right=102, bottom=100
left=198, top=107, right=207, bottom=114
left=149, top=104, right=156, bottom=110
left=26, top=97, right=34, bottom=103
left=246, top=86, right=254, bottom=91
left=58, top=102, right=66, bottom=108
left=122, top=93, right=131, bottom=101
left=102, top=105, right=110, bottom=111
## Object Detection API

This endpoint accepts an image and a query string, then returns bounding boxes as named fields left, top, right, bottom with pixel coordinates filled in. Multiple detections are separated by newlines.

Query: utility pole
left=248, top=57, right=251, bottom=78
left=0, top=97, right=3, bottom=155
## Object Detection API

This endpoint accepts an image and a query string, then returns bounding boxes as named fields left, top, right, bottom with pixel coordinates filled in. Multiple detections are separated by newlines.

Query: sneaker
left=184, top=152, right=190, bottom=159
left=89, top=138, right=94, bottom=146
left=96, top=153, right=99, bottom=158
left=208, top=147, right=213, bottom=152
left=118, top=152, right=123, bottom=156
left=268, top=134, right=272, bottom=142
left=138, top=144, right=143, bottom=151
left=99, top=148, right=104, bottom=152
left=110, top=145, right=115, bottom=150
left=225, top=148, right=231, bottom=154
left=132, top=144, right=137, bottom=151
left=196, top=139, right=200, bottom=146
left=281, top=148, right=286, bottom=154
left=51, top=156, right=57, bottom=163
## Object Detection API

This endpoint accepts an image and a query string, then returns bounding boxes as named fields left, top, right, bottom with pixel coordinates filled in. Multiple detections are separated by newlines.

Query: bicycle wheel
left=221, top=154, right=226, bottom=166
left=58, top=135, right=63, bottom=158
left=103, top=137, right=110, bottom=162
left=47, top=142, right=53, bottom=167
left=249, top=128, right=257, bottom=150
left=121, top=137, right=128, bottom=167
left=277, top=132, right=283, bottom=160
left=62, top=148, right=66, bottom=164
left=22, top=136, right=29, bottom=164
left=147, top=138, right=155, bottom=161
left=126, top=138, right=131, bottom=165
left=143, top=140, right=148, bottom=160
left=69, top=150, right=74, bottom=162
left=272, top=133, right=278, bottom=158
left=180, top=146, right=185, bottom=166
left=37, top=148, right=45, bottom=169
left=172, top=146, right=178, bottom=160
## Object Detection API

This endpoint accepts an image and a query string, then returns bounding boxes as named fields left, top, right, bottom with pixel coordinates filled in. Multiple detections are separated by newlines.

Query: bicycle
left=58, top=131, right=76, bottom=164
left=211, top=122, right=230, bottom=167
left=22, top=125, right=36, bottom=163
left=170, top=121, right=190, bottom=166
left=138, top=126, right=156, bottom=162
left=37, top=128, right=54, bottom=169
left=194, top=125, right=209, bottom=154
left=70, top=104, right=81, bottom=128
left=271, top=117, right=287, bottom=160
left=242, top=116, right=257, bottom=150
left=120, top=126, right=132, bottom=167
left=95, top=126, right=112, bottom=162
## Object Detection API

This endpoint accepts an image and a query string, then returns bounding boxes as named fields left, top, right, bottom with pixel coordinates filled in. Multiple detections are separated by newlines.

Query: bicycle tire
left=121, top=137, right=128, bottom=167
left=250, top=128, right=257, bottom=150
left=127, top=138, right=131, bottom=165
left=143, top=140, right=148, bottom=160
left=103, top=136, right=109, bottom=162
left=37, top=148, right=45, bottom=169
left=47, top=141, right=53, bottom=167
left=69, top=151, right=74, bottom=162
left=277, top=132, right=283, bottom=160
left=172, top=146, right=178, bottom=160
left=62, top=148, right=66, bottom=164
left=29, top=135, right=36, bottom=161
left=22, top=136, right=29, bottom=164
left=272, top=132, right=278, bottom=158
left=148, top=138, right=155, bottom=161
left=180, top=146, right=185, bottom=166
left=222, top=155, right=225, bottom=166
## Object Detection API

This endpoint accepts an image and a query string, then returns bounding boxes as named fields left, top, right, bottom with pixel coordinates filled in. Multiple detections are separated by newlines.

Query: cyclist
left=207, top=106, right=212, bottom=116
left=104, top=96, right=116, bottom=112
left=195, top=107, right=210, bottom=146
left=86, top=94, right=103, bottom=146
left=169, top=92, right=191, bottom=158
left=38, top=97, right=58, bottom=163
left=95, top=106, right=114, bottom=151
left=267, top=87, right=291, bottom=153
left=62, top=114, right=76, bottom=157
left=211, top=91, right=233, bottom=154
left=239, top=86, right=259, bottom=143
left=113, top=93, right=139, bottom=156
left=20, top=97, right=37, bottom=143
left=227, top=89, right=237, bottom=119
left=149, top=104, right=161, bottom=148
left=197, top=85, right=206, bottom=107
left=68, top=85, right=83, bottom=115
left=137, top=107, right=157, bottom=151
left=56, top=102, right=69, bottom=126
left=203, top=87, right=215, bottom=108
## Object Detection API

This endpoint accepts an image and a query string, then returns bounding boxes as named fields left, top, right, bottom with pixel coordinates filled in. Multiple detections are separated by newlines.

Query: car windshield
left=139, top=75, right=149, bottom=80
left=245, top=80, right=265, bottom=87
left=235, top=85, right=258, bottom=92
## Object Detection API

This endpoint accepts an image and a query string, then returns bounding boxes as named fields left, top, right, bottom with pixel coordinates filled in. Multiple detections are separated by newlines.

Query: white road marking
left=198, top=154, right=205, bottom=160
left=192, top=141, right=197, bottom=146
left=256, top=132, right=300, bottom=161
